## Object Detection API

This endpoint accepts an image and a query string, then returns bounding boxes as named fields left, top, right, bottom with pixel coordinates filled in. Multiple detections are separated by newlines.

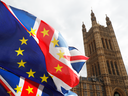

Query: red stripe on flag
left=70, top=55, right=89, bottom=61
left=63, top=55, right=70, bottom=61
left=21, top=78, right=39, bottom=96
left=0, top=79, right=15, bottom=96
left=64, top=55, right=89, bottom=61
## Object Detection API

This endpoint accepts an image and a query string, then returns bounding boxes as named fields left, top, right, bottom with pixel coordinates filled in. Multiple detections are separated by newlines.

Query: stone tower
left=82, top=10, right=128, bottom=96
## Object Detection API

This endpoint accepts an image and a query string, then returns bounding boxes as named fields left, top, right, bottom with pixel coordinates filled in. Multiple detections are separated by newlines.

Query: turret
left=82, top=22, right=86, bottom=33
left=106, top=15, right=111, bottom=26
left=91, top=10, right=97, bottom=27
left=106, top=15, right=114, bottom=31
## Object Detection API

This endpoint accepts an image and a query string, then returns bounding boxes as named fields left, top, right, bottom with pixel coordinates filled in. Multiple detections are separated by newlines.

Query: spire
left=91, top=10, right=96, bottom=22
left=106, top=14, right=111, bottom=26
left=91, top=10, right=97, bottom=26
left=82, top=22, right=86, bottom=33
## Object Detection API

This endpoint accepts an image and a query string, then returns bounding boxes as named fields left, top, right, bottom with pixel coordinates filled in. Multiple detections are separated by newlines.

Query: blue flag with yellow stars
left=0, top=1, right=62, bottom=95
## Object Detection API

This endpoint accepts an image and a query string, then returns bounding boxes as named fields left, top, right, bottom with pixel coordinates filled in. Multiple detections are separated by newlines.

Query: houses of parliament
left=71, top=11, right=128, bottom=96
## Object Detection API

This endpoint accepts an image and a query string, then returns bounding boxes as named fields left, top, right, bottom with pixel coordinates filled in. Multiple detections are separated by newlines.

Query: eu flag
left=0, top=1, right=57, bottom=92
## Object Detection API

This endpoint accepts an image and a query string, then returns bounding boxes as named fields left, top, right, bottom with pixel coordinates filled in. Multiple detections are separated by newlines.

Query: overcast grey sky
left=3, top=0, right=128, bottom=77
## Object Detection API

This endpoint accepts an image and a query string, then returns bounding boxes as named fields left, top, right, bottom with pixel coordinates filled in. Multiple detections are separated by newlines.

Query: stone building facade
left=71, top=11, right=128, bottom=96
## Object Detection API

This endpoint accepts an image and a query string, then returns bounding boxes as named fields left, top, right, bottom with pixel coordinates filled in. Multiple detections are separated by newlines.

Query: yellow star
left=14, top=85, right=22, bottom=93
left=7, top=91, right=12, bottom=96
left=30, top=28, right=36, bottom=35
left=19, top=37, right=28, bottom=45
left=26, top=69, right=36, bottom=78
left=28, top=28, right=36, bottom=36
left=40, top=74, right=48, bottom=83
left=41, top=28, right=49, bottom=37
left=15, top=47, right=24, bottom=56
left=26, top=86, right=33, bottom=94
left=17, top=59, right=26, bottom=68
left=54, top=64, right=63, bottom=72
left=51, top=37, right=59, bottom=47
left=57, top=50, right=65, bottom=60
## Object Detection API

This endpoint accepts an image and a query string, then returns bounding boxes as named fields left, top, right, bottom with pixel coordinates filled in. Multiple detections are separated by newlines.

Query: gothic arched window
left=95, top=64, right=98, bottom=76
left=101, top=38, right=105, bottom=48
left=114, top=62, right=119, bottom=75
left=93, top=40, right=96, bottom=51
left=98, top=62, right=101, bottom=75
left=111, top=61, right=115, bottom=75
left=109, top=40, right=113, bottom=50
left=105, top=39, right=109, bottom=49
left=107, top=60, right=111, bottom=74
